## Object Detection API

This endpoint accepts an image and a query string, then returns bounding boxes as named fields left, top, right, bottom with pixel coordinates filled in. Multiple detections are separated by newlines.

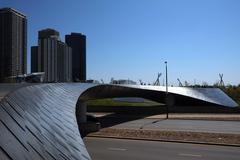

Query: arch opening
left=75, top=84, right=220, bottom=137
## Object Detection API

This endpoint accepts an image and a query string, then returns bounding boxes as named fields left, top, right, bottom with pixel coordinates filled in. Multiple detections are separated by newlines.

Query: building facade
left=65, top=33, right=86, bottom=82
left=31, top=28, right=72, bottom=82
left=57, top=41, right=72, bottom=82
left=0, top=8, right=27, bottom=82
left=31, top=46, right=38, bottom=73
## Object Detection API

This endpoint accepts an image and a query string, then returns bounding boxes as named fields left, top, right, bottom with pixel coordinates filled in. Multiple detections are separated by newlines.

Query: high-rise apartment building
left=57, top=41, right=72, bottom=82
left=65, top=33, right=86, bottom=81
left=31, top=46, right=38, bottom=73
left=31, top=28, right=72, bottom=82
left=0, top=8, right=27, bottom=82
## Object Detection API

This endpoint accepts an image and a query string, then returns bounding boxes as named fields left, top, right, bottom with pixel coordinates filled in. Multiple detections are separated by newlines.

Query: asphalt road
left=110, top=119, right=240, bottom=134
left=84, top=137, right=240, bottom=160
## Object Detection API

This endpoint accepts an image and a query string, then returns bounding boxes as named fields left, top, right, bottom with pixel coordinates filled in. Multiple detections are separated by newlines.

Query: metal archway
left=0, top=83, right=237, bottom=159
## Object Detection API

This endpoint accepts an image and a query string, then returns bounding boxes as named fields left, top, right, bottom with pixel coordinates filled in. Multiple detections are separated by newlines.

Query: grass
left=88, top=128, right=240, bottom=146
left=87, top=98, right=163, bottom=107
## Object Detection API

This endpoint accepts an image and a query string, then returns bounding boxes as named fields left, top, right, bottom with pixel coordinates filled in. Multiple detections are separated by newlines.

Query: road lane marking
left=108, top=147, right=127, bottom=151
left=178, top=153, right=202, bottom=157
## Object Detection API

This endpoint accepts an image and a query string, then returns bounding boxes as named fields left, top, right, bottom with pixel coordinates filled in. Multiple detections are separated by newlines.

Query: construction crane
left=177, top=78, right=183, bottom=87
left=219, top=74, right=224, bottom=87
left=153, top=73, right=162, bottom=86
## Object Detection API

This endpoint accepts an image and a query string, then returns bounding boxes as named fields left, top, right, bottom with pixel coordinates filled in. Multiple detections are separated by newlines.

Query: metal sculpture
left=0, top=83, right=238, bottom=159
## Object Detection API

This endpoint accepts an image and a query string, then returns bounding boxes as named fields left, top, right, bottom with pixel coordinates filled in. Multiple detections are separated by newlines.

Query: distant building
left=65, top=33, right=86, bottom=82
left=0, top=8, right=27, bottom=82
left=13, top=72, right=45, bottom=83
left=85, top=79, right=100, bottom=84
left=38, top=28, right=60, bottom=40
left=31, top=46, right=38, bottom=73
left=110, top=79, right=137, bottom=85
left=31, top=28, right=72, bottom=82
left=25, top=72, right=45, bottom=83
left=57, top=41, right=72, bottom=82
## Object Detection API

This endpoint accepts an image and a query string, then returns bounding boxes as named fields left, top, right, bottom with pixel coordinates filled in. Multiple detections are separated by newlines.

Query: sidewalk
left=109, top=119, right=240, bottom=134
left=87, top=112, right=240, bottom=146
left=147, top=113, right=240, bottom=121
left=92, top=112, right=240, bottom=121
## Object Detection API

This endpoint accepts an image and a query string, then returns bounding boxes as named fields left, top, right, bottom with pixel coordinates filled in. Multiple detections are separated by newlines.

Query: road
left=109, top=119, right=240, bottom=134
left=84, top=137, right=240, bottom=160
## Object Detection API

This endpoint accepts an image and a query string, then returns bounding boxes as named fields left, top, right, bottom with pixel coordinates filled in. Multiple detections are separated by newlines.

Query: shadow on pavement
left=87, top=105, right=167, bottom=129
left=87, top=104, right=240, bottom=129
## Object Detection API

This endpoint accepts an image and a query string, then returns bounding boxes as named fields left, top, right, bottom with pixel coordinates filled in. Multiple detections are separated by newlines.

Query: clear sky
left=1, top=0, right=240, bottom=85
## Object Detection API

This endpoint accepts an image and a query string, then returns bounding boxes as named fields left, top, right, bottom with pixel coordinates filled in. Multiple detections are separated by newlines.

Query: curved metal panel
left=130, top=85, right=238, bottom=107
left=0, top=83, right=237, bottom=159
left=0, top=83, right=94, bottom=160
left=80, top=84, right=238, bottom=107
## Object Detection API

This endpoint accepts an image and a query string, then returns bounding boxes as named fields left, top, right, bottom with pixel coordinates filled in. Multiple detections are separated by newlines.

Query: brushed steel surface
left=0, top=83, right=237, bottom=159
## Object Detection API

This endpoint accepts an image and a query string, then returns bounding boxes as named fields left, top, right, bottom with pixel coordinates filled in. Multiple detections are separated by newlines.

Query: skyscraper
left=31, top=46, right=38, bottom=73
left=0, top=8, right=27, bottom=82
left=65, top=33, right=86, bottom=81
left=57, top=41, right=72, bottom=82
left=31, top=28, right=72, bottom=82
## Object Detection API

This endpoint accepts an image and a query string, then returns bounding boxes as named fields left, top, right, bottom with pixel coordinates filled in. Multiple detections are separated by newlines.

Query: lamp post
left=165, top=61, right=169, bottom=119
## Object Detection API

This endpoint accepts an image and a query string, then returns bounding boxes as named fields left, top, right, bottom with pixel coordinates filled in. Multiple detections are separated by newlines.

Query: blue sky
left=1, top=0, right=240, bottom=85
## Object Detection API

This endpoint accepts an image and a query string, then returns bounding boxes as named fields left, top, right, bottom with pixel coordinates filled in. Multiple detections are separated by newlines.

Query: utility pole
left=165, top=61, right=168, bottom=119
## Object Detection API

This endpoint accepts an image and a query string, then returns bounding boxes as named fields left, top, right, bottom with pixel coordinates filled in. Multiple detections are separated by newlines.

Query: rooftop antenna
left=154, top=73, right=162, bottom=86
left=219, top=74, right=224, bottom=87
left=177, top=78, right=183, bottom=87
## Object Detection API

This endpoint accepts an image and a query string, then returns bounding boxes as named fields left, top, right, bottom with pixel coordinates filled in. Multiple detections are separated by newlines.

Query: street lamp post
left=165, top=61, right=169, bottom=119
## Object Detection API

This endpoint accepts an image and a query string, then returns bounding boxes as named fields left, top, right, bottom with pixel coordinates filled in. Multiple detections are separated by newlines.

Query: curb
left=87, top=134, right=240, bottom=147
left=145, top=117, right=240, bottom=122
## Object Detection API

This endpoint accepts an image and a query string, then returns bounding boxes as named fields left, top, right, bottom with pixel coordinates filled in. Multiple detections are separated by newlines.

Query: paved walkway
left=93, top=112, right=240, bottom=121
left=91, top=112, right=240, bottom=134
left=147, top=113, right=240, bottom=121
left=110, top=119, right=240, bottom=134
